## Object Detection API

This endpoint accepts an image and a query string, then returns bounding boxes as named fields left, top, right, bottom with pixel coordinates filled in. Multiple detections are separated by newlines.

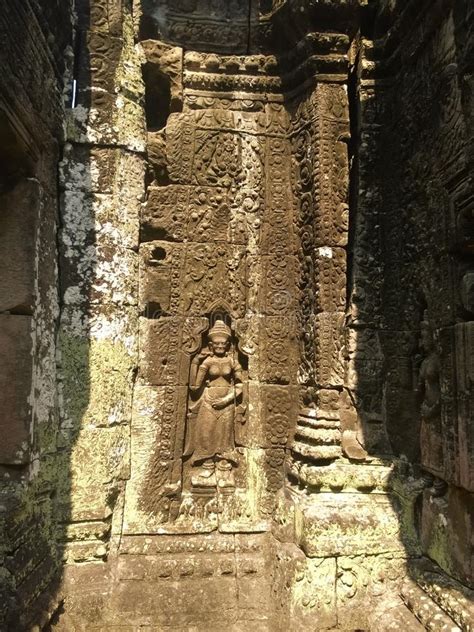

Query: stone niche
left=124, top=101, right=301, bottom=535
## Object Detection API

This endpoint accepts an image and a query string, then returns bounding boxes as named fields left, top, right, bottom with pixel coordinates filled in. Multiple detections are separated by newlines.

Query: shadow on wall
left=46, top=0, right=94, bottom=624
left=46, top=0, right=146, bottom=626
left=0, top=0, right=80, bottom=629
left=349, top=0, right=473, bottom=621
left=1, top=0, right=470, bottom=628
left=45, top=0, right=139, bottom=626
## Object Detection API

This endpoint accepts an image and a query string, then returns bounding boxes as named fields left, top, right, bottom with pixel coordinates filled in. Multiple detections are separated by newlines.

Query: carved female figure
left=184, top=319, right=243, bottom=488
left=417, top=314, right=441, bottom=422
left=416, top=312, right=445, bottom=491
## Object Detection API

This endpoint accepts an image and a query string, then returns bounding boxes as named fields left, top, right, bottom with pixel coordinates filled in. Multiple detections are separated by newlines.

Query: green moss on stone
left=426, top=520, right=453, bottom=576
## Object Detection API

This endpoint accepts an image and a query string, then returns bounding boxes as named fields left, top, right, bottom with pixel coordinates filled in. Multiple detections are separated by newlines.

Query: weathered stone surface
left=54, top=534, right=276, bottom=630
left=60, top=146, right=144, bottom=197
left=59, top=305, right=138, bottom=438
left=0, top=179, right=40, bottom=313
left=123, top=384, right=192, bottom=534
left=419, top=485, right=474, bottom=588
left=141, top=40, right=183, bottom=115
left=288, top=556, right=337, bottom=630
left=294, top=492, right=419, bottom=558
left=369, top=593, right=426, bottom=631
left=67, top=8, right=145, bottom=151
left=401, top=578, right=462, bottom=631
left=60, top=168, right=142, bottom=306
left=288, top=458, right=393, bottom=493
left=0, top=315, right=33, bottom=464
left=138, top=317, right=183, bottom=385
left=3, top=0, right=474, bottom=629
left=336, top=554, right=408, bottom=630
left=66, top=424, right=130, bottom=523
left=410, top=559, right=474, bottom=629
left=0, top=0, right=74, bottom=628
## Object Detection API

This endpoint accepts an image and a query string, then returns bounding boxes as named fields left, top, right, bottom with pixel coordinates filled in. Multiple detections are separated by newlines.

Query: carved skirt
left=184, top=385, right=235, bottom=464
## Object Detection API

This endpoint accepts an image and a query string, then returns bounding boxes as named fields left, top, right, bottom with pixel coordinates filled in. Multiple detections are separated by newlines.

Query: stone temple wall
left=0, top=0, right=473, bottom=630
left=0, top=1, right=74, bottom=628
left=353, top=0, right=474, bottom=591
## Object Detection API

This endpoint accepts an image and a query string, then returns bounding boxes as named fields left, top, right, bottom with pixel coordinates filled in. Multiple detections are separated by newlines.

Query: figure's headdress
left=208, top=319, right=231, bottom=340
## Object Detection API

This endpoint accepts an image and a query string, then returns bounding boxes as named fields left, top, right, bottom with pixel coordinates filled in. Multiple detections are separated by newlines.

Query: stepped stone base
left=50, top=541, right=474, bottom=631
left=51, top=533, right=277, bottom=632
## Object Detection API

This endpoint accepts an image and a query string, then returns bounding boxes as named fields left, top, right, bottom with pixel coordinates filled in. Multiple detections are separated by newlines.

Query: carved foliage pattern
left=135, top=40, right=354, bottom=527
left=291, top=83, right=349, bottom=389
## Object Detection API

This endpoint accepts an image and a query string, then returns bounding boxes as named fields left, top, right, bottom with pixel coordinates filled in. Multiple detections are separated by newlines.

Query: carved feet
left=190, top=459, right=236, bottom=489
left=216, top=460, right=235, bottom=489
left=191, top=460, right=217, bottom=488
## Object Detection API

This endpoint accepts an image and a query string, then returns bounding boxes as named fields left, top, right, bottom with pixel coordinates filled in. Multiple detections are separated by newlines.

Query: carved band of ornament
left=184, top=72, right=283, bottom=93
left=166, top=13, right=249, bottom=28
left=177, top=119, right=288, bottom=139
left=184, top=97, right=267, bottom=114
left=185, top=90, right=284, bottom=104
left=121, top=535, right=236, bottom=555
left=183, top=59, right=348, bottom=97
left=167, top=3, right=249, bottom=21
left=165, top=21, right=248, bottom=53
left=184, top=52, right=279, bottom=76
left=176, top=96, right=346, bottom=134
left=181, top=30, right=349, bottom=75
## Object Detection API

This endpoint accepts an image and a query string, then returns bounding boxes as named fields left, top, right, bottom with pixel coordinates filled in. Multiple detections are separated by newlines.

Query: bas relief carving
left=184, top=318, right=245, bottom=490
left=136, top=312, right=251, bottom=530
left=131, top=9, right=356, bottom=536
left=416, top=311, right=445, bottom=492
left=417, top=313, right=441, bottom=424
left=141, top=0, right=252, bottom=54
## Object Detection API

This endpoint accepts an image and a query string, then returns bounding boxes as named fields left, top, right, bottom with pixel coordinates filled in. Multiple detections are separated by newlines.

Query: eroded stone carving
left=23, top=0, right=474, bottom=629
left=184, top=318, right=245, bottom=490
left=417, top=312, right=441, bottom=424
left=416, top=311, right=445, bottom=492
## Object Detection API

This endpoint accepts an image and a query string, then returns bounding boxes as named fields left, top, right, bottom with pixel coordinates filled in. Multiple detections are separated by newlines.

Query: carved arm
left=234, top=362, right=243, bottom=401
left=189, top=356, right=209, bottom=391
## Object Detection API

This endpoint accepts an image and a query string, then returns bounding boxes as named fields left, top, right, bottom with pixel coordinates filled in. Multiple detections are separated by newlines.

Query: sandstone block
left=294, top=492, right=418, bottom=558
left=0, top=314, right=32, bottom=464
left=0, top=179, right=39, bottom=313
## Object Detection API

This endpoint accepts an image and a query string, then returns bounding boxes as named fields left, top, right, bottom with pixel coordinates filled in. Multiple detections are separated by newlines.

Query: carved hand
left=192, top=352, right=208, bottom=365
left=211, top=397, right=231, bottom=410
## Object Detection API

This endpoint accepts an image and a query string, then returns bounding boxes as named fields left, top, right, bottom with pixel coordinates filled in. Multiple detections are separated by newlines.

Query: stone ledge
left=291, top=491, right=420, bottom=558
left=401, top=578, right=461, bottom=630
left=409, top=559, right=474, bottom=629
